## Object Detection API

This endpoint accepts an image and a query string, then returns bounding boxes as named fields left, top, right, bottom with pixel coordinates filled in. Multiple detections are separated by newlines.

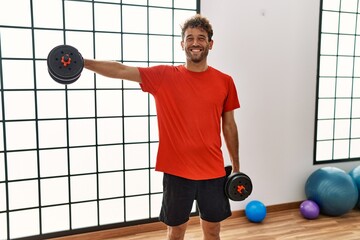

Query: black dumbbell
left=224, top=165, right=253, bottom=201
left=47, top=45, right=84, bottom=84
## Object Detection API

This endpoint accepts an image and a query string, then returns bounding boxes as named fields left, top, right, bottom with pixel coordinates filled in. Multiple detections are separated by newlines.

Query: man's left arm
left=222, top=110, right=240, bottom=173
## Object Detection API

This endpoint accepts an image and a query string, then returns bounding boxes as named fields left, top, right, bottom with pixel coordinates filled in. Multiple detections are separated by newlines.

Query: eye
left=198, top=37, right=206, bottom=42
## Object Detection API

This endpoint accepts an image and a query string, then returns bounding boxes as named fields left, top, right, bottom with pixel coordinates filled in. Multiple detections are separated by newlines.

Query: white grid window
left=0, top=0, right=198, bottom=239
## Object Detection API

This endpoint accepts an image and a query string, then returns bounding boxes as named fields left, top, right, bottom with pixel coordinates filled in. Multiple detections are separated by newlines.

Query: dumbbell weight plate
left=225, top=172, right=253, bottom=201
left=47, top=45, right=84, bottom=84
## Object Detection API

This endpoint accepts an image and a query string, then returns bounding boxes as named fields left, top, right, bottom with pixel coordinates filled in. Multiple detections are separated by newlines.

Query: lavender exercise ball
left=300, top=200, right=320, bottom=219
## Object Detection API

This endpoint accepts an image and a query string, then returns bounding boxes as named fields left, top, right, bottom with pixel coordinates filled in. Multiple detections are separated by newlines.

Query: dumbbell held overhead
left=47, top=45, right=84, bottom=84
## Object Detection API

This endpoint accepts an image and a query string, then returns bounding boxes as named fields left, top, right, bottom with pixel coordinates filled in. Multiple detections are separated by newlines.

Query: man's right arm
left=84, top=59, right=142, bottom=83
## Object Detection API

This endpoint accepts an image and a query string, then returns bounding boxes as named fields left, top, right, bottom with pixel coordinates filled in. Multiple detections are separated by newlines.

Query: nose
left=192, top=38, right=200, bottom=46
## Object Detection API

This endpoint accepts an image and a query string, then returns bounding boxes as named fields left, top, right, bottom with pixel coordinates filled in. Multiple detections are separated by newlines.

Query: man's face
left=181, top=27, right=213, bottom=63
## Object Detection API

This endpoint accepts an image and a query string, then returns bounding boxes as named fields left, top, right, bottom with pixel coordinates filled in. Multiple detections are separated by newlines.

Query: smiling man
left=84, top=14, right=240, bottom=240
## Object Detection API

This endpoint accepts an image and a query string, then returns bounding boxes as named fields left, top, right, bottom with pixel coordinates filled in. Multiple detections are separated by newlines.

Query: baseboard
left=51, top=201, right=302, bottom=240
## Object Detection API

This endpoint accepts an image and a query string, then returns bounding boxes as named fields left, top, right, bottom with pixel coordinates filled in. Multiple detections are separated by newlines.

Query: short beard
left=185, top=48, right=209, bottom=63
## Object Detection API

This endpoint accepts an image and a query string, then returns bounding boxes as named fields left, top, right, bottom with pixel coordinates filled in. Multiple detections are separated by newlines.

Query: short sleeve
left=223, top=77, right=240, bottom=112
left=138, top=66, right=166, bottom=95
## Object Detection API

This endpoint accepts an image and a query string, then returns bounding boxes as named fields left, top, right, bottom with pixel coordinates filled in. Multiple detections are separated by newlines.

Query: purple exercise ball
left=300, top=200, right=320, bottom=219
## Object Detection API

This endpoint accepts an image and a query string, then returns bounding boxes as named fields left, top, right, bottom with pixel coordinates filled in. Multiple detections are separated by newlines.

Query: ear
left=209, top=40, right=214, bottom=50
left=181, top=40, right=185, bottom=50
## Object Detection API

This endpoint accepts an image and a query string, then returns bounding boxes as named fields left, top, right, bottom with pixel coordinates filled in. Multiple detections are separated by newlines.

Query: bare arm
left=222, top=110, right=240, bottom=173
left=84, top=59, right=142, bottom=83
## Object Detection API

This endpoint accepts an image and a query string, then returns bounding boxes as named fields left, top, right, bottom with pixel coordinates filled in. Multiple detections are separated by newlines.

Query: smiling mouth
left=190, top=48, right=202, bottom=53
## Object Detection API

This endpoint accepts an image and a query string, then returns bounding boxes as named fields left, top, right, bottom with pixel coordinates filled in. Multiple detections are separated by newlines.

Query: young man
left=84, top=14, right=240, bottom=240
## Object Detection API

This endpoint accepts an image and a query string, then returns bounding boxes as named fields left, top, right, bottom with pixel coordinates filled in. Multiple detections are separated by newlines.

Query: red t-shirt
left=139, top=65, right=240, bottom=180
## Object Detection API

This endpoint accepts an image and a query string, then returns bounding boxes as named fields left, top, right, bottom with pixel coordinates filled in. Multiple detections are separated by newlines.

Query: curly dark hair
left=181, top=14, right=213, bottom=41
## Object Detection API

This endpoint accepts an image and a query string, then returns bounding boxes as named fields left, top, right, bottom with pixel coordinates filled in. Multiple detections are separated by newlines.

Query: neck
left=184, top=61, right=208, bottom=72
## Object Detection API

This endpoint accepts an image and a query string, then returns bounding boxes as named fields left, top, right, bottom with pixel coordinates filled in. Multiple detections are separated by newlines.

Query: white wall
left=201, top=0, right=360, bottom=211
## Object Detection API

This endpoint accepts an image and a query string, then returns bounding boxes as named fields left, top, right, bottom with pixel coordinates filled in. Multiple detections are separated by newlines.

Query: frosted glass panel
left=98, top=145, right=123, bottom=172
left=337, top=57, right=354, bottom=76
left=41, top=177, right=69, bottom=206
left=316, top=141, right=333, bottom=161
left=335, top=99, right=351, bottom=118
left=125, top=143, right=149, bottom=169
left=125, top=170, right=149, bottom=196
left=96, top=90, right=123, bottom=117
left=38, top=120, right=67, bottom=148
left=338, top=35, right=355, bottom=55
left=125, top=196, right=149, bottom=221
left=336, top=78, right=353, bottom=97
left=37, top=91, right=66, bottom=119
left=318, top=77, right=335, bottom=98
left=94, top=3, right=121, bottom=32
left=123, top=34, right=148, bottom=61
left=0, top=213, right=7, bottom=240
left=0, top=155, right=4, bottom=181
left=71, top=202, right=98, bottom=229
left=149, top=36, right=173, bottom=61
left=69, top=119, right=96, bottom=146
left=33, top=0, right=63, bottom=28
left=9, top=209, right=39, bottom=239
left=150, top=194, right=162, bottom=218
left=95, top=33, right=122, bottom=60
left=123, top=90, right=149, bottom=116
left=0, top=184, right=6, bottom=211
left=122, top=6, right=147, bottom=33
left=8, top=180, right=38, bottom=210
left=0, top=28, right=33, bottom=58
left=149, top=8, right=172, bottom=34
left=0, top=0, right=31, bottom=26
left=99, top=199, right=124, bottom=225
left=68, top=91, right=95, bottom=118
left=39, top=149, right=68, bottom=177
left=333, top=140, right=350, bottom=159
left=151, top=171, right=163, bottom=193
left=42, top=205, right=70, bottom=234
left=351, top=119, right=360, bottom=138
left=320, top=56, right=337, bottom=76
left=65, top=1, right=93, bottom=30
left=99, top=172, right=124, bottom=198
left=70, top=147, right=97, bottom=174
left=7, top=151, right=38, bottom=181
left=4, top=91, right=35, bottom=120
left=317, top=99, right=334, bottom=119
left=124, top=117, right=149, bottom=143
left=174, top=0, right=197, bottom=9
left=6, top=121, right=37, bottom=150
left=316, top=120, right=333, bottom=140
left=339, top=13, right=356, bottom=34
left=334, top=119, right=350, bottom=139
left=350, top=139, right=360, bottom=158
left=320, top=34, right=338, bottom=55
left=71, top=175, right=97, bottom=202
left=2, top=60, right=34, bottom=89
left=97, top=118, right=123, bottom=144
left=321, top=11, right=339, bottom=33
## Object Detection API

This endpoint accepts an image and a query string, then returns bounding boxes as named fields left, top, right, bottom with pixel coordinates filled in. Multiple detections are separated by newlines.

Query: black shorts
left=159, top=173, right=231, bottom=226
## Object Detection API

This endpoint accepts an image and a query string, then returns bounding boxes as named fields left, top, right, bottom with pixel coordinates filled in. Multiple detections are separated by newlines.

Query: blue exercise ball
left=349, top=165, right=360, bottom=208
left=245, top=200, right=267, bottom=223
left=305, top=167, right=358, bottom=216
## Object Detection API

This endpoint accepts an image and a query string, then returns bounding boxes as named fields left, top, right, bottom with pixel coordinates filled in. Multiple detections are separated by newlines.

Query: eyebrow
left=185, top=34, right=207, bottom=39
